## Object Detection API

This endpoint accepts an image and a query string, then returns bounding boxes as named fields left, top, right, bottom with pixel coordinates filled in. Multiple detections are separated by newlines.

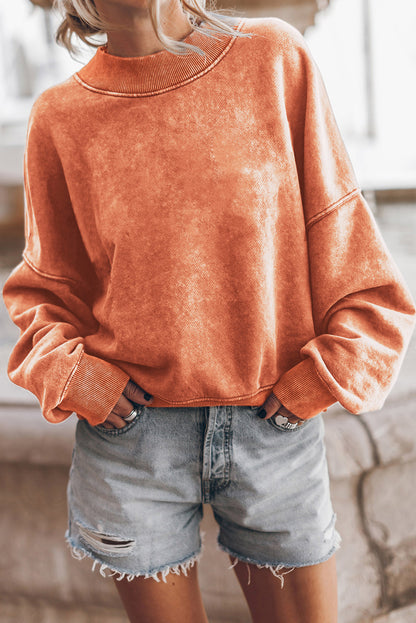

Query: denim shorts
left=65, top=405, right=341, bottom=587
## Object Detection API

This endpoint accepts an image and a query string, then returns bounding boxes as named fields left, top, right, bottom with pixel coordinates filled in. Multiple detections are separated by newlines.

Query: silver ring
left=123, top=407, right=139, bottom=423
left=274, top=414, right=299, bottom=429
left=281, top=420, right=299, bottom=429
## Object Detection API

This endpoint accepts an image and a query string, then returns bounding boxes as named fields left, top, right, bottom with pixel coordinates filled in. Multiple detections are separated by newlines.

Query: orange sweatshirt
left=2, top=16, right=416, bottom=427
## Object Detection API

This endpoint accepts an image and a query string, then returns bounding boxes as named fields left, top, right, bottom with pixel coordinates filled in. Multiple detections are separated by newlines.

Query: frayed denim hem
left=64, top=529, right=206, bottom=584
left=217, top=527, right=342, bottom=588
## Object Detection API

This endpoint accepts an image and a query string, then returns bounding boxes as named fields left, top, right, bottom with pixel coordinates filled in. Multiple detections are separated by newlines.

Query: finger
left=99, top=385, right=147, bottom=429
left=286, top=416, right=305, bottom=425
left=100, top=411, right=130, bottom=430
left=98, top=422, right=114, bottom=429
left=123, top=380, right=154, bottom=406
left=277, top=405, right=306, bottom=426
left=112, top=392, right=136, bottom=417
left=257, top=394, right=305, bottom=425
left=257, top=393, right=282, bottom=419
left=111, top=412, right=131, bottom=429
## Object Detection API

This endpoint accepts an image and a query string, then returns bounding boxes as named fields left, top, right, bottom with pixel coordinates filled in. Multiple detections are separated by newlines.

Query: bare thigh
left=112, top=561, right=209, bottom=623
left=231, top=552, right=338, bottom=623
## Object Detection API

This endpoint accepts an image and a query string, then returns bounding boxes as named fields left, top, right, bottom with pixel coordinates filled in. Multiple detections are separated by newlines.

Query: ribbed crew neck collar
left=74, top=17, right=245, bottom=97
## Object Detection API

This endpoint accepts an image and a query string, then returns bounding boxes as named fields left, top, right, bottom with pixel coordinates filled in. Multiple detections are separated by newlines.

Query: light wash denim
left=65, top=405, right=341, bottom=587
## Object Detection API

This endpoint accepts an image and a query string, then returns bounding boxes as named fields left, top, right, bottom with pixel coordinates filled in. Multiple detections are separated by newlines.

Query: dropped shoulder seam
left=305, top=188, right=361, bottom=231
left=23, top=252, right=81, bottom=286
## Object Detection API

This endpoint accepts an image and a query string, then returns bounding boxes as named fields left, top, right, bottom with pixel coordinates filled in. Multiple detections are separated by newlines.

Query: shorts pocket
left=93, top=404, right=146, bottom=436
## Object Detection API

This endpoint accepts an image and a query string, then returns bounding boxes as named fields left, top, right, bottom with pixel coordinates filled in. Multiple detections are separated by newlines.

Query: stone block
left=360, top=397, right=416, bottom=467
left=369, top=602, right=416, bottom=622
left=324, top=411, right=375, bottom=480
left=331, top=477, right=381, bottom=623
left=362, top=461, right=416, bottom=604
left=363, top=461, right=416, bottom=548
left=0, top=406, right=76, bottom=465
left=0, top=597, right=128, bottom=623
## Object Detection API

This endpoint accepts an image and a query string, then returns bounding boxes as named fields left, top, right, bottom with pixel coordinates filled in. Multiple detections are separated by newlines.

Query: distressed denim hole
left=77, top=523, right=136, bottom=554
left=67, top=529, right=207, bottom=583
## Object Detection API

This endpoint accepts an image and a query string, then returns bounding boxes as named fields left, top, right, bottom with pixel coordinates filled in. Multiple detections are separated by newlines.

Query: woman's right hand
left=98, top=379, right=153, bottom=430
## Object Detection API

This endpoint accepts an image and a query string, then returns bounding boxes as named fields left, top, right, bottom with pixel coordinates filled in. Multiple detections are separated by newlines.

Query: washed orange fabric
left=2, top=16, right=416, bottom=427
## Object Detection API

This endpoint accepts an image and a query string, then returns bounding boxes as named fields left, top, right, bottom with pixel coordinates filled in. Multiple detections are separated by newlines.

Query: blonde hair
left=52, top=0, right=253, bottom=60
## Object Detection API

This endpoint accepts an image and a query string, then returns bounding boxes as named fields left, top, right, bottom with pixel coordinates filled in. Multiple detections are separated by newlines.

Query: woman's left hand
left=257, top=393, right=306, bottom=426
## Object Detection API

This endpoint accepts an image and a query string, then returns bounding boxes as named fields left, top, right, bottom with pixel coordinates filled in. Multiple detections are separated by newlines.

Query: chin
left=103, top=0, right=151, bottom=8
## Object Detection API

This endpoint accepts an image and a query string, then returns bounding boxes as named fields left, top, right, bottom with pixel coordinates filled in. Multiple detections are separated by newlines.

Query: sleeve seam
left=310, top=357, right=337, bottom=399
left=305, top=188, right=361, bottom=231
left=58, top=347, right=85, bottom=404
left=22, top=252, right=81, bottom=286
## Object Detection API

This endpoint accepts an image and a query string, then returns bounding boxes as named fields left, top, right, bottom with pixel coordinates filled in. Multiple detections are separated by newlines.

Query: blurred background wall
left=0, top=1, right=415, bottom=622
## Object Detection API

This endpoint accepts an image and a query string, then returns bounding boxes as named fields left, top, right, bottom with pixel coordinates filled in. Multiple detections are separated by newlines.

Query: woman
left=3, top=1, right=415, bottom=622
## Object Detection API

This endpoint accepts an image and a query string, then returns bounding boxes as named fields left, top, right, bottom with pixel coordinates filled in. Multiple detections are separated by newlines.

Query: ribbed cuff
left=270, top=357, right=337, bottom=420
left=59, top=351, right=130, bottom=426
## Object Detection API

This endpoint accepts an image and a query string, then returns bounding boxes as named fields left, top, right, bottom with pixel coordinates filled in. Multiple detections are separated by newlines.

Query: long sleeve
left=269, top=27, right=416, bottom=419
left=2, top=95, right=130, bottom=425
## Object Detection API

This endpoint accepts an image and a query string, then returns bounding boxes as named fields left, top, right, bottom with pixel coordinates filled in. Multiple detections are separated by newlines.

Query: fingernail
left=257, top=409, right=267, bottom=419
left=144, top=392, right=153, bottom=401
